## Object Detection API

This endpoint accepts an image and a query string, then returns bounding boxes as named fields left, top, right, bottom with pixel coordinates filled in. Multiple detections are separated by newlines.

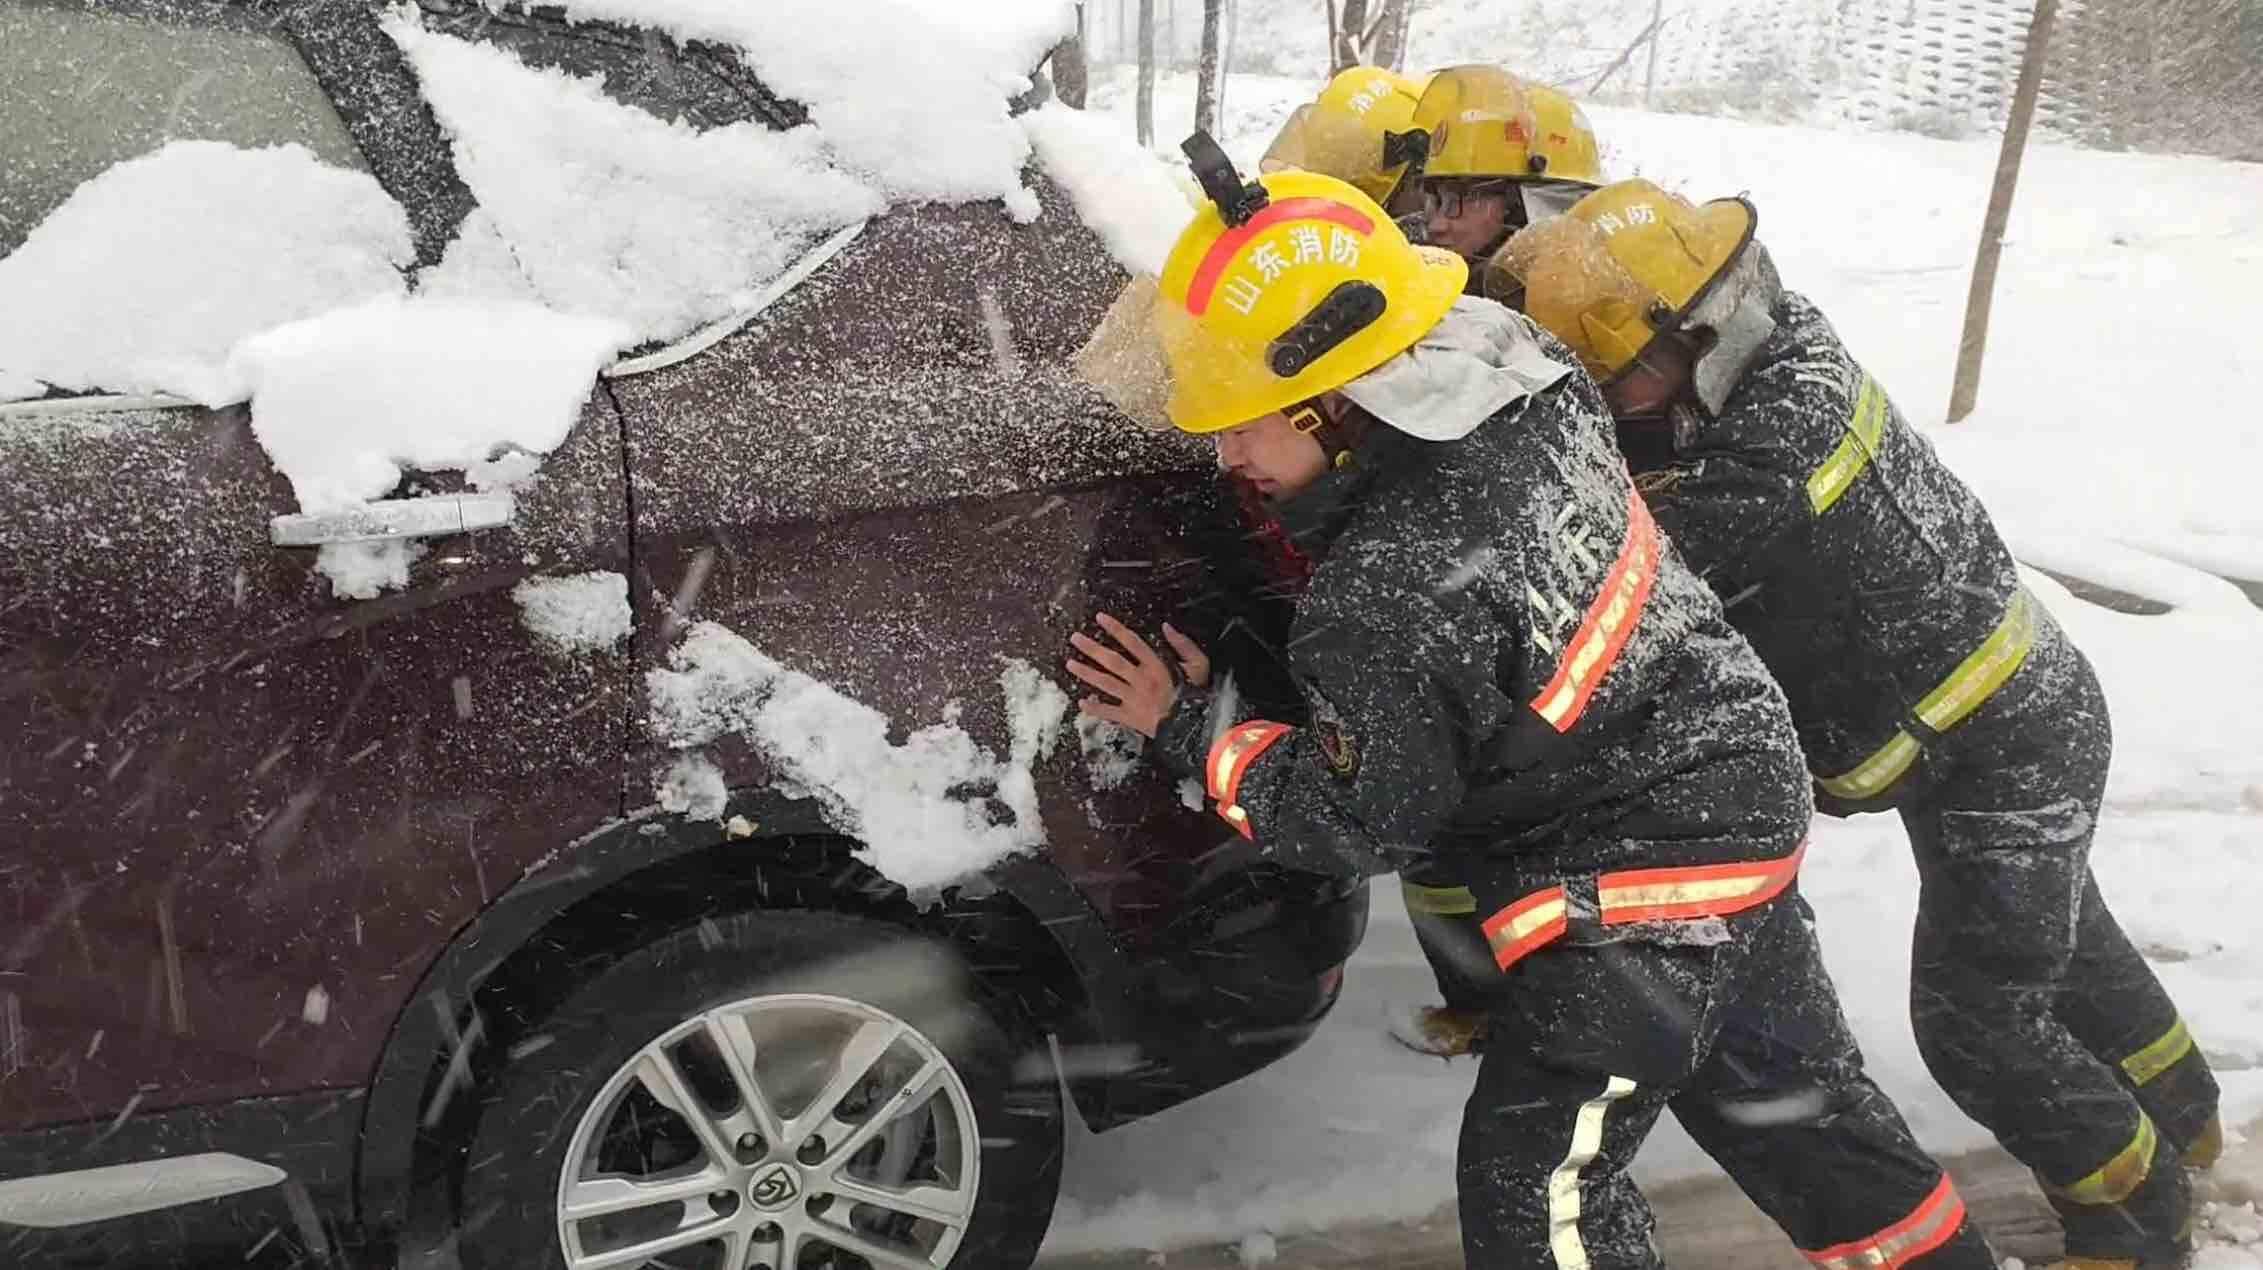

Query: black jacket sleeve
left=1154, top=593, right=1512, bottom=877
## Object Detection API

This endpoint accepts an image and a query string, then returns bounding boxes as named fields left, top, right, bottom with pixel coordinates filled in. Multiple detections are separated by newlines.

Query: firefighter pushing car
left=1501, top=178, right=2223, bottom=1270
left=1067, top=144, right=1996, bottom=1270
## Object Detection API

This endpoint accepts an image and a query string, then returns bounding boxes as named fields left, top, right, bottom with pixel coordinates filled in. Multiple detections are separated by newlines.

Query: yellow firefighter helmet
left=1259, top=66, right=1433, bottom=208
left=1498, top=179, right=1764, bottom=407
left=1154, top=167, right=1467, bottom=433
left=1412, top=64, right=1606, bottom=186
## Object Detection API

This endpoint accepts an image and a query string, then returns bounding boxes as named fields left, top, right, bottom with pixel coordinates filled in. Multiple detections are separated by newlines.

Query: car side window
left=0, top=2, right=368, bottom=257
left=410, top=0, right=802, bottom=132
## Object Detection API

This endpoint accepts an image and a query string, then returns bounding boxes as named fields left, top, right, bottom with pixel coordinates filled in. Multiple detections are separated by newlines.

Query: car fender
left=353, top=784, right=1133, bottom=1230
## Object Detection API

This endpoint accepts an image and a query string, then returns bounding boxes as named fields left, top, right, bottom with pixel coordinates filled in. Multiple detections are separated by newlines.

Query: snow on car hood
left=647, top=621, right=1069, bottom=893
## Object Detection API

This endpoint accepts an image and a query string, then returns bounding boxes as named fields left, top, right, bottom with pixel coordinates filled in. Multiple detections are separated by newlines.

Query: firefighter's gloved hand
left=1067, top=612, right=1209, bottom=738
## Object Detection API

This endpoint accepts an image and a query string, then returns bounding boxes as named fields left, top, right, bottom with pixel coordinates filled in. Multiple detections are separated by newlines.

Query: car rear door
left=0, top=0, right=633, bottom=1148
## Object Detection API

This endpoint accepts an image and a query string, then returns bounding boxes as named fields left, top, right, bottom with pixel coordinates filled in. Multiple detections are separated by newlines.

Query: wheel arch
left=351, top=785, right=1127, bottom=1236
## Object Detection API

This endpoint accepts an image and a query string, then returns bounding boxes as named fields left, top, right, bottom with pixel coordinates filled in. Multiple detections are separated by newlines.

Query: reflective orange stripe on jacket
left=1482, top=886, right=1569, bottom=970
left=1800, top=1174, right=1968, bottom=1270
left=1481, top=841, right=1806, bottom=972
left=1206, top=720, right=1293, bottom=838
left=1598, top=839, right=1807, bottom=925
left=1531, top=487, right=1662, bottom=733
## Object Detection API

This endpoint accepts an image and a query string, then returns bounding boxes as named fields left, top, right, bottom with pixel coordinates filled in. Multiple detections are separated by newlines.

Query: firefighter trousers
left=1401, top=855, right=1496, bottom=1014
left=1460, top=890, right=1995, bottom=1269
left=1901, top=632, right=2218, bottom=1261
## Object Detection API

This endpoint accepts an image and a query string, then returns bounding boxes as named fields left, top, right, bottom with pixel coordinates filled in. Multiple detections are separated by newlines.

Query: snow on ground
left=0, top=140, right=411, bottom=402
left=1047, top=73, right=2263, bottom=1258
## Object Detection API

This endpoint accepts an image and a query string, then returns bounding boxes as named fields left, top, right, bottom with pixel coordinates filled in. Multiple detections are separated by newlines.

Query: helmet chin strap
left=1291, top=398, right=1375, bottom=471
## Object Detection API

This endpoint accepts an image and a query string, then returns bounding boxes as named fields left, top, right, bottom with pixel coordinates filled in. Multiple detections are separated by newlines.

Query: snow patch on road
left=2013, top=534, right=2257, bottom=616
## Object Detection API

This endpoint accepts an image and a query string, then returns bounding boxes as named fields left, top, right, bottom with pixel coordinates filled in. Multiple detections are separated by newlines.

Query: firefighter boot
left=2048, top=1133, right=2193, bottom=1270
left=1387, top=1003, right=1487, bottom=1057
left=2184, top=1114, right=2222, bottom=1172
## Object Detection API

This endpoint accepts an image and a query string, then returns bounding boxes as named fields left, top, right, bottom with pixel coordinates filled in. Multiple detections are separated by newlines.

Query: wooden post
left=1947, top=0, right=2059, bottom=423
left=1137, top=0, right=1157, bottom=145
left=1220, top=0, right=1240, bottom=129
left=1196, top=0, right=1224, bottom=134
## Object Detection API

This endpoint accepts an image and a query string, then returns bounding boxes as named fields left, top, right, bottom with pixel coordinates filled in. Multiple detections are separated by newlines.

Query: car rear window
left=410, top=0, right=803, bottom=132
left=0, top=2, right=367, bottom=257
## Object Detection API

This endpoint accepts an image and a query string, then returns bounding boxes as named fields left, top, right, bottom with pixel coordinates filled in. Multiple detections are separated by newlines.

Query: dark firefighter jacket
left=1152, top=315, right=1813, bottom=950
left=1621, top=288, right=2032, bottom=809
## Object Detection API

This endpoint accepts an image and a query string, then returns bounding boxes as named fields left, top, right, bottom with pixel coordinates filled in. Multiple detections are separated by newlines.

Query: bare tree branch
left=1587, top=12, right=1671, bottom=94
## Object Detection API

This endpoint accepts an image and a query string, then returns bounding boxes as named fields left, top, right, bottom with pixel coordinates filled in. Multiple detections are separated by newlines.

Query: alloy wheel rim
left=553, top=992, right=981, bottom=1270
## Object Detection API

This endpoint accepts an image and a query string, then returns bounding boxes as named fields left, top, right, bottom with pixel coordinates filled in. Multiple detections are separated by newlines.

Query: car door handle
left=269, top=494, right=515, bottom=547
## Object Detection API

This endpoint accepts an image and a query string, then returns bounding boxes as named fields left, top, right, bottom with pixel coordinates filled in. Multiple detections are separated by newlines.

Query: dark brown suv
left=0, top=2, right=1365, bottom=1266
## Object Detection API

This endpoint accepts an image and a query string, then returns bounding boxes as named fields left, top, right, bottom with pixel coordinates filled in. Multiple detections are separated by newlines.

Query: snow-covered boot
left=2184, top=1115, right=2223, bottom=1172
left=1386, top=1003, right=1486, bottom=1057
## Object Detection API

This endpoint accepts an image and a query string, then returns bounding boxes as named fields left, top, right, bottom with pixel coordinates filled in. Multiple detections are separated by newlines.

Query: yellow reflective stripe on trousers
left=2120, top=1017, right=2196, bottom=1088
left=1817, top=730, right=1921, bottom=801
left=1401, top=880, right=1477, bottom=916
left=1914, top=589, right=2037, bottom=732
left=2053, top=1114, right=2158, bottom=1206
left=1547, top=1075, right=1638, bottom=1270
left=1817, top=589, right=2037, bottom=802
left=1806, top=374, right=1889, bottom=514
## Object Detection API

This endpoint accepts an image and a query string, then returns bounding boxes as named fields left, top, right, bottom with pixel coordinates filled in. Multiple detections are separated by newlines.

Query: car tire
left=455, top=908, right=1063, bottom=1270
